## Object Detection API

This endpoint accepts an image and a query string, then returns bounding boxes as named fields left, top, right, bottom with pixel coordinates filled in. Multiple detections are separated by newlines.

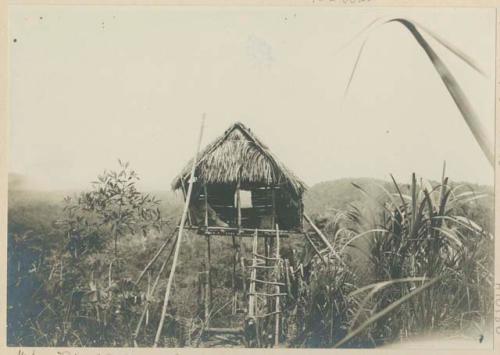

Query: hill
left=303, top=177, right=391, bottom=216
left=303, top=176, right=493, bottom=219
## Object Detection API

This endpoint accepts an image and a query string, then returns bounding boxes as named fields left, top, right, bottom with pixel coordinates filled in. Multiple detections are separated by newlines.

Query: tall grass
left=287, top=169, right=493, bottom=348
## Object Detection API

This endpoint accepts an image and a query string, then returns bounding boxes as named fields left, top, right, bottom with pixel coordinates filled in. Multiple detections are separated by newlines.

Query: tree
left=61, top=160, right=162, bottom=257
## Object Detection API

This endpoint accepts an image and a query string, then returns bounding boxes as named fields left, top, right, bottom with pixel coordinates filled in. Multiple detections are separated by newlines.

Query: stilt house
left=171, top=122, right=307, bottom=235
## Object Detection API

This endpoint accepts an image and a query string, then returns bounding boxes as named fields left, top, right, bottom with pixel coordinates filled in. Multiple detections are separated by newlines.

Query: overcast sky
left=9, top=6, right=495, bottom=190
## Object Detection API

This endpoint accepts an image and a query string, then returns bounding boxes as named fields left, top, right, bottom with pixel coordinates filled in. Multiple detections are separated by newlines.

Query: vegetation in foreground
left=7, top=163, right=493, bottom=347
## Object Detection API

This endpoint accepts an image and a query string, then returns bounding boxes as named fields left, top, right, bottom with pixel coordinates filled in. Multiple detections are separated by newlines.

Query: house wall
left=187, top=183, right=303, bottom=231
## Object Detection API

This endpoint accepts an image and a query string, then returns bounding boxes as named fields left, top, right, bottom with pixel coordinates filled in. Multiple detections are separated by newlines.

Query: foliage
left=59, top=160, right=162, bottom=256
left=351, top=172, right=494, bottom=345
left=294, top=171, right=494, bottom=348
left=7, top=166, right=493, bottom=348
left=7, top=162, right=175, bottom=346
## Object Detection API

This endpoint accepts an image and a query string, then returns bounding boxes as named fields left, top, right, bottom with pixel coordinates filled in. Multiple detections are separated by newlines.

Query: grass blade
left=334, top=276, right=441, bottom=348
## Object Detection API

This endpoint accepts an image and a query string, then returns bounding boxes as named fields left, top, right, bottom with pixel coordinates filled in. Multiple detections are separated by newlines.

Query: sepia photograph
left=5, top=4, right=496, bottom=350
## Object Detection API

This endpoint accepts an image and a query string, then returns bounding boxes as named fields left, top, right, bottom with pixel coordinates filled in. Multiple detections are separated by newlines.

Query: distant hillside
left=8, top=176, right=493, bottom=235
left=303, top=177, right=392, bottom=216
left=303, top=177, right=493, bottom=231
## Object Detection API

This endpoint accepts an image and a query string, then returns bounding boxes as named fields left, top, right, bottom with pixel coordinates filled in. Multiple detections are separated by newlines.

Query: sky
left=8, top=6, right=496, bottom=191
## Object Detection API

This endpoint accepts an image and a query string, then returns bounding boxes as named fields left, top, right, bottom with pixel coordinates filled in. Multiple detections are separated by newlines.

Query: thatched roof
left=171, top=122, right=307, bottom=195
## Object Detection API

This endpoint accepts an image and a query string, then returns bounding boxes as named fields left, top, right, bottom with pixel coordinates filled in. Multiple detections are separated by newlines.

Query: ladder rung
left=248, top=292, right=287, bottom=297
left=253, top=252, right=281, bottom=261
left=243, top=258, right=266, bottom=265
left=254, top=252, right=281, bottom=260
left=250, top=278, right=285, bottom=286
left=247, top=265, right=276, bottom=269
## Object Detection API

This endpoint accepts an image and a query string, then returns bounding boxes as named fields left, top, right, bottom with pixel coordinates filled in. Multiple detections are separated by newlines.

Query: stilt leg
left=275, top=225, right=280, bottom=347
left=205, top=235, right=212, bottom=326
left=232, top=235, right=238, bottom=315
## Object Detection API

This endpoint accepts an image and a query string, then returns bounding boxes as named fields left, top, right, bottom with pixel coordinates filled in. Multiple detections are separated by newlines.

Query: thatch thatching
left=171, top=122, right=307, bottom=195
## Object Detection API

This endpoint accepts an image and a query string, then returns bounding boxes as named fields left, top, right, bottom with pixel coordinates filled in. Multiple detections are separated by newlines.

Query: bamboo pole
left=205, top=234, right=212, bottom=324
left=248, top=230, right=258, bottom=318
left=232, top=235, right=238, bottom=315
left=180, top=178, right=193, bottom=226
left=264, top=237, right=269, bottom=267
left=204, top=184, right=209, bottom=228
left=133, top=234, right=178, bottom=346
left=135, top=226, right=178, bottom=284
left=284, top=259, right=291, bottom=296
left=153, top=115, right=205, bottom=347
left=303, top=232, right=327, bottom=266
left=241, top=256, right=247, bottom=296
left=146, top=271, right=151, bottom=325
left=233, top=180, right=241, bottom=314
left=303, top=214, right=334, bottom=253
left=236, top=180, right=241, bottom=230
left=196, top=269, right=201, bottom=310
left=271, top=188, right=276, bottom=227
left=267, top=188, right=275, bottom=267
left=274, top=224, right=280, bottom=347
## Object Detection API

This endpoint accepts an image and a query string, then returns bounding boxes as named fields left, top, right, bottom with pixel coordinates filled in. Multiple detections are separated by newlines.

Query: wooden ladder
left=247, top=227, right=285, bottom=347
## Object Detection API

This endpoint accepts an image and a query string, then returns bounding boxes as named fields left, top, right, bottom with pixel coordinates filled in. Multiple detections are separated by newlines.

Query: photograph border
left=1, top=1, right=499, bottom=354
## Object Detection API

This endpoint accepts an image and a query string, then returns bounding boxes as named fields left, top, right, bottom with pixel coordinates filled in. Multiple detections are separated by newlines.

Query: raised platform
left=179, top=225, right=304, bottom=237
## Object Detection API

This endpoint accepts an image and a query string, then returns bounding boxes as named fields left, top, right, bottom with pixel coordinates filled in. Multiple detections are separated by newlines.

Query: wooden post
left=153, top=115, right=205, bottom=347
left=146, top=271, right=151, bottom=325
left=274, top=224, right=280, bottom=347
left=236, top=180, right=241, bottom=231
left=249, top=230, right=258, bottom=318
left=205, top=235, right=212, bottom=324
left=264, top=237, right=269, bottom=262
left=232, top=235, right=238, bottom=315
left=266, top=240, right=273, bottom=315
left=241, top=256, right=247, bottom=296
left=266, top=187, right=275, bottom=269
left=197, top=270, right=202, bottom=313
left=204, top=184, right=209, bottom=228
left=284, top=259, right=291, bottom=296
left=271, top=187, right=276, bottom=227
